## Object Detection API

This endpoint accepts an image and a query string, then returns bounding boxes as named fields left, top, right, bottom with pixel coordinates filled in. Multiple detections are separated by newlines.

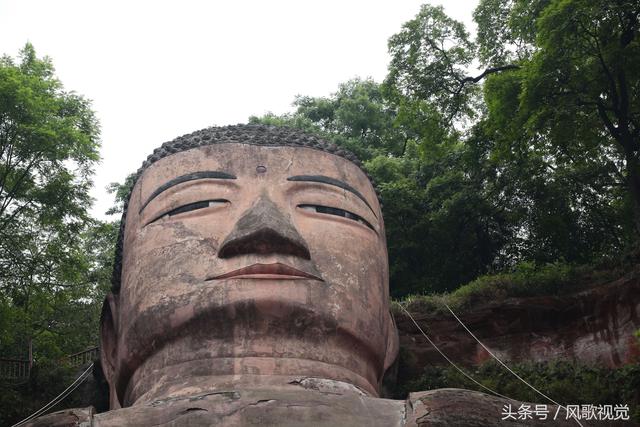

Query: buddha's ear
left=100, top=293, right=121, bottom=409
left=380, top=310, right=400, bottom=397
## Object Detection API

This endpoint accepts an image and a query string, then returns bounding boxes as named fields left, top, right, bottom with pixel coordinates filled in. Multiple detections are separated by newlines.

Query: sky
left=0, top=0, right=478, bottom=219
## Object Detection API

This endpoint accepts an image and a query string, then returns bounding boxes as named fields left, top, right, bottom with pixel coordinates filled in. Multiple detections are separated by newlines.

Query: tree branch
left=597, top=100, right=621, bottom=141
left=460, top=64, right=520, bottom=85
left=0, top=138, right=16, bottom=199
left=444, top=64, right=521, bottom=125
left=0, top=152, right=42, bottom=218
left=0, top=200, right=34, bottom=236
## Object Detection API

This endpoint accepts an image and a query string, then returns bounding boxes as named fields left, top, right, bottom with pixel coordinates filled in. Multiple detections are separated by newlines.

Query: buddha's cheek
left=298, top=219, right=388, bottom=350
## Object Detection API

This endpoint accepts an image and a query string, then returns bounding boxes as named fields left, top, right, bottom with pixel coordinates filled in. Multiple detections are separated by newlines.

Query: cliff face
left=395, top=274, right=640, bottom=378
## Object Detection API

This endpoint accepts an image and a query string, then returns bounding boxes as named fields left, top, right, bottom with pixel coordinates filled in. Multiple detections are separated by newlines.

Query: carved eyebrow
left=139, top=171, right=236, bottom=213
left=287, top=175, right=377, bottom=218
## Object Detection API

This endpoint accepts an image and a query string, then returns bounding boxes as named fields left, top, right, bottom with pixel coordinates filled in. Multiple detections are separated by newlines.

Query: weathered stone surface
left=92, top=387, right=405, bottom=427
left=406, top=388, right=634, bottom=426
left=218, top=194, right=312, bottom=259
left=29, top=388, right=628, bottom=426
left=396, top=274, right=640, bottom=379
left=22, top=406, right=93, bottom=427
left=99, top=129, right=398, bottom=411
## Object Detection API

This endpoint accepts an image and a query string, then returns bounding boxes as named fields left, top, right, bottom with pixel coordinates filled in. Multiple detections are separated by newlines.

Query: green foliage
left=394, top=260, right=620, bottom=315
left=105, top=173, right=136, bottom=216
left=370, top=145, right=511, bottom=296
left=0, top=43, right=99, bottom=228
left=381, top=0, right=638, bottom=278
left=474, top=0, right=548, bottom=65
left=395, top=361, right=640, bottom=422
left=248, top=0, right=640, bottom=297
left=0, top=218, right=116, bottom=361
left=480, top=0, right=640, bottom=236
left=384, top=4, right=478, bottom=125
left=0, top=44, right=108, bottom=367
left=252, top=78, right=405, bottom=160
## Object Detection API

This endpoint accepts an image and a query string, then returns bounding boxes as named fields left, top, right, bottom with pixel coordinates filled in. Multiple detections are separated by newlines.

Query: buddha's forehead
left=134, top=143, right=379, bottom=214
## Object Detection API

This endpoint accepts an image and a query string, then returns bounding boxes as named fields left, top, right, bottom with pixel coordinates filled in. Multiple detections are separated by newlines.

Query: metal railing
left=0, top=346, right=99, bottom=380
left=62, top=347, right=99, bottom=368
left=0, top=358, right=30, bottom=379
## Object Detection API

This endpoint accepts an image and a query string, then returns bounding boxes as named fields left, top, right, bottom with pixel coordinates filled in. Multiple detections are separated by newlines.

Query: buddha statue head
left=99, top=125, right=399, bottom=409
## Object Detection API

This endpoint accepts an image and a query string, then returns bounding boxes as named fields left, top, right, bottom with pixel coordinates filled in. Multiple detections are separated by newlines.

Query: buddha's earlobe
left=381, top=310, right=400, bottom=395
left=100, top=293, right=122, bottom=409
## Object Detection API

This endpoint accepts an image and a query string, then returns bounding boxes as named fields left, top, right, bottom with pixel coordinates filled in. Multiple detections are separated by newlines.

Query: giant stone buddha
left=27, top=125, right=580, bottom=426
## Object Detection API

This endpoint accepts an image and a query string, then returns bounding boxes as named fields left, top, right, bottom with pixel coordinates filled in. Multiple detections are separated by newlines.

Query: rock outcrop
left=396, top=273, right=640, bottom=379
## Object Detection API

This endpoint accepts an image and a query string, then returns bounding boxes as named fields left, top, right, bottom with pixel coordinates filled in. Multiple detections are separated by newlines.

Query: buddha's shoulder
left=22, top=406, right=94, bottom=427
left=24, top=390, right=404, bottom=427
left=405, top=388, right=631, bottom=426
left=23, top=389, right=611, bottom=427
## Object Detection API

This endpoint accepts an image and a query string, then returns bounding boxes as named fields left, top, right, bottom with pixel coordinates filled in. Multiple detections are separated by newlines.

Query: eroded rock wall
left=396, top=275, right=640, bottom=378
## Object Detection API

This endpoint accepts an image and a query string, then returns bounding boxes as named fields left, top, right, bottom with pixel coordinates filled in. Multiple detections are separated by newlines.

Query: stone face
left=100, top=142, right=399, bottom=408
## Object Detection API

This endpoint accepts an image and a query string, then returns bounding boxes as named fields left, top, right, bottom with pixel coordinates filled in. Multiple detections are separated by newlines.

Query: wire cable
left=11, top=362, right=93, bottom=427
left=397, top=303, right=517, bottom=402
left=12, top=363, right=92, bottom=427
left=443, top=302, right=583, bottom=427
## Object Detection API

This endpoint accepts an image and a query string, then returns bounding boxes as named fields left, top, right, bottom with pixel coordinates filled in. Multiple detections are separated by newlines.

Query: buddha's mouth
left=206, top=262, right=323, bottom=281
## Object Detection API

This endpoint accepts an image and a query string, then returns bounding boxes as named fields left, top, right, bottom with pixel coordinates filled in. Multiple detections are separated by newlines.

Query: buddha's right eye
left=149, top=199, right=228, bottom=224
left=298, top=204, right=375, bottom=231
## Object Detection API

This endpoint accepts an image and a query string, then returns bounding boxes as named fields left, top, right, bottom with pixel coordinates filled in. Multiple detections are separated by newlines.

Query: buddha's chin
left=123, top=355, right=379, bottom=406
left=114, top=296, right=385, bottom=407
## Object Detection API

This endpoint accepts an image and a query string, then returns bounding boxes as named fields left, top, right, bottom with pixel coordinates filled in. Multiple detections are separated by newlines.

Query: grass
left=392, top=260, right=624, bottom=316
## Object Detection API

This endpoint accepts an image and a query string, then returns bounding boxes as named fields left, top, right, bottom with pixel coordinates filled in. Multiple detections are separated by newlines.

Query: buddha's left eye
left=298, top=204, right=374, bottom=231
left=150, top=199, right=228, bottom=224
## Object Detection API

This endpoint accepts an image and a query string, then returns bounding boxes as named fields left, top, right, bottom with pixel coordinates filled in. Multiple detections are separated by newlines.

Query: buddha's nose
left=218, top=195, right=311, bottom=259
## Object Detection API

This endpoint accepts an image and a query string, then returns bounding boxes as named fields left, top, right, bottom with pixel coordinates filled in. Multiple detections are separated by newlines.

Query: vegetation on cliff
left=391, top=259, right=626, bottom=315
left=1, top=0, right=639, bottom=423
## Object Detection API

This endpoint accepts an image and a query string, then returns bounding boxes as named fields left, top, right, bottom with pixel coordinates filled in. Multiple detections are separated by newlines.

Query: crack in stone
left=150, top=390, right=240, bottom=406
left=222, top=399, right=277, bottom=418
left=180, top=407, right=207, bottom=414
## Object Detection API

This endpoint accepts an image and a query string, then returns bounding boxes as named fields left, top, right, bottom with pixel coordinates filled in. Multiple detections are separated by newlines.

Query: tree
left=474, top=0, right=639, bottom=250
left=383, top=0, right=636, bottom=267
left=384, top=5, right=478, bottom=127
left=474, top=0, right=640, bottom=239
left=0, top=43, right=99, bottom=233
left=518, top=0, right=640, bottom=235
left=0, top=43, right=101, bottom=362
left=384, top=4, right=521, bottom=129
left=251, top=78, right=405, bottom=160
left=254, top=1, right=638, bottom=292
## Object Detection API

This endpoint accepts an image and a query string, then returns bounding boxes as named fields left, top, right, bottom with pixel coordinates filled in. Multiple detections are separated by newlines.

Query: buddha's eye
left=150, top=199, right=228, bottom=224
left=298, top=204, right=375, bottom=231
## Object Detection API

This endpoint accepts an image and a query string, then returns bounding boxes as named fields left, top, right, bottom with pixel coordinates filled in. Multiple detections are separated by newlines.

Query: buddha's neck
left=122, top=356, right=378, bottom=406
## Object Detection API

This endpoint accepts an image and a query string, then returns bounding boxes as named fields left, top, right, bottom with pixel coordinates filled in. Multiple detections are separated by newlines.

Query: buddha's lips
left=207, top=262, right=323, bottom=281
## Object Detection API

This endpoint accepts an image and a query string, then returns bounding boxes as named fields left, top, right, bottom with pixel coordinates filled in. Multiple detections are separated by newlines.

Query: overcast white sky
left=0, top=0, right=478, bottom=219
